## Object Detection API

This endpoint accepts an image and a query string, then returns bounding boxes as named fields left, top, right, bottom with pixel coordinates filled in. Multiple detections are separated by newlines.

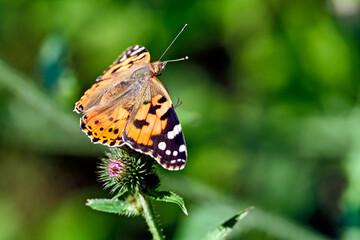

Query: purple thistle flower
left=98, top=148, right=159, bottom=194
left=108, top=160, right=123, bottom=177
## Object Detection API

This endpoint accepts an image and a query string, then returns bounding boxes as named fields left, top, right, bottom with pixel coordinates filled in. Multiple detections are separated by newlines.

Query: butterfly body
left=75, top=46, right=187, bottom=170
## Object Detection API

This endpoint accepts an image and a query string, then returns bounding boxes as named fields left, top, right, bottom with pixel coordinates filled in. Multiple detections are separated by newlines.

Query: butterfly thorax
left=150, top=61, right=167, bottom=76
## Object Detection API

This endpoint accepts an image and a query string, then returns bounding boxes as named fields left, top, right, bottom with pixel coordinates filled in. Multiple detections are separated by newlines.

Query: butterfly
left=74, top=45, right=187, bottom=170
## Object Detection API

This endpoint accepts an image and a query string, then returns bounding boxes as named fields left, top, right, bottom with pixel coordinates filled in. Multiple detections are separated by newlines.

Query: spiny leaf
left=86, top=198, right=140, bottom=217
left=202, top=207, right=253, bottom=240
left=148, top=191, right=188, bottom=215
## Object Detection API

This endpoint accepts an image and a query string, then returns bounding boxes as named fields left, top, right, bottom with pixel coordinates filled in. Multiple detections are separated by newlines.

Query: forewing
left=74, top=45, right=150, bottom=113
left=123, top=77, right=187, bottom=171
left=97, top=45, right=150, bottom=81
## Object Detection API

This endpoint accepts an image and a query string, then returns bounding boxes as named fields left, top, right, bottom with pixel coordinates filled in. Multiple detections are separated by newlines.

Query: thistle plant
left=87, top=147, right=187, bottom=240
left=86, top=147, right=252, bottom=240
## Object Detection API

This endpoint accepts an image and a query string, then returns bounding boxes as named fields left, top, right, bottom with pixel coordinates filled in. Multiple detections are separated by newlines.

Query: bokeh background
left=1, top=0, right=360, bottom=239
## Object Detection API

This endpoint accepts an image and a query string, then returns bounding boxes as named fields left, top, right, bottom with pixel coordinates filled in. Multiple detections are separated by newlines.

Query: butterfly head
left=151, top=61, right=167, bottom=76
left=151, top=56, right=189, bottom=76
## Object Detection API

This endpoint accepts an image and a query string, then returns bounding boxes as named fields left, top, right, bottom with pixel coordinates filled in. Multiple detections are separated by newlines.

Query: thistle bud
left=98, top=147, right=160, bottom=196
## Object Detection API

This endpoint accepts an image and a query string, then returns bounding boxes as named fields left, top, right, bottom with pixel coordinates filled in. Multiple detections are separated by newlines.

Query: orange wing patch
left=125, top=94, right=170, bottom=147
left=81, top=106, right=130, bottom=146
left=100, top=57, right=135, bottom=80
left=75, top=82, right=105, bottom=113
left=137, top=113, right=156, bottom=145
left=151, top=94, right=170, bottom=130
left=152, top=94, right=169, bottom=117
left=125, top=103, right=150, bottom=143
left=97, top=46, right=150, bottom=81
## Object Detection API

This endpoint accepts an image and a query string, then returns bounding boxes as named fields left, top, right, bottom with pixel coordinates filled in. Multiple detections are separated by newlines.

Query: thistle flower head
left=98, top=147, right=160, bottom=196
left=108, top=160, right=124, bottom=177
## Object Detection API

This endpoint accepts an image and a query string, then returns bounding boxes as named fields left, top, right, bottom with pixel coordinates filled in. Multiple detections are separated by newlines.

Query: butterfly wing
left=80, top=97, right=134, bottom=146
left=74, top=45, right=150, bottom=113
left=96, top=45, right=150, bottom=82
left=123, top=76, right=187, bottom=171
left=75, top=45, right=150, bottom=145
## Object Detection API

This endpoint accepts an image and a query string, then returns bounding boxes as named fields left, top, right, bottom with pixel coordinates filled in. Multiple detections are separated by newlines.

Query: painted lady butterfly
left=74, top=40, right=188, bottom=170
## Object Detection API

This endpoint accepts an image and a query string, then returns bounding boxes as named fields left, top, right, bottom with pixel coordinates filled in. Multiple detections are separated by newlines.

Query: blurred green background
left=1, top=0, right=360, bottom=239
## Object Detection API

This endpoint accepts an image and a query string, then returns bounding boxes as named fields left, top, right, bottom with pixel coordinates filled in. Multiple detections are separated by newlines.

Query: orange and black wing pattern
left=74, top=45, right=150, bottom=114
left=96, top=45, right=150, bottom=82
left=123, top=78, right=187, bottom=170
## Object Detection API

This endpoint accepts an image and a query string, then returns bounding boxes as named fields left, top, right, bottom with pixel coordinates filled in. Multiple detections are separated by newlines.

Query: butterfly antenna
left=166, top=56, right=189, bottom=63
left=158, top=24, right=188, bottom=61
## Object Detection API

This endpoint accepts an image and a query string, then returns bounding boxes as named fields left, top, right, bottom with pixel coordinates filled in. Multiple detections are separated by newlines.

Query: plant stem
left=138, top=192, right=164, bottom=240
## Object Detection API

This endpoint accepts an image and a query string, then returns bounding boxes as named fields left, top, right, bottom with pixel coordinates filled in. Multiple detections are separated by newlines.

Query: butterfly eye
left=156, top=63, right=167, bottom=76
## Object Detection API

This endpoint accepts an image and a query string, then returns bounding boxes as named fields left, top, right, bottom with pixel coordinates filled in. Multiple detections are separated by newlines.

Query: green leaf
left=202, top=207, right=253, bottom=240
left=86, top=198, right=140, bottom=217
left=148, top=191, right=188, bottom=215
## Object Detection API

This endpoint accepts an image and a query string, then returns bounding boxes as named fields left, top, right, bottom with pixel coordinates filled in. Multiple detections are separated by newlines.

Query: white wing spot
left=176, top=125, right=182, bottom=133
left=170, top=160, right=176, bottom=164
left=130, top=47, right=145, bottom=56
left=167, top=124, right=181, bottom=140
left=166, top=150, right=171, bottom=155
left=173, top=151, right=178, bottom=156
left=179, top=145, right=186, bottom=152
left=174, top=125, right=179, bottom=135
left=177, top=159, right=183, bottom=162
left=119, top=55, right=126, bottom=62
left=133, top=45, right=139, bottom=50
left=158, top=142, right=166, bottom=151
left=167, top=131, right=174, bottom=139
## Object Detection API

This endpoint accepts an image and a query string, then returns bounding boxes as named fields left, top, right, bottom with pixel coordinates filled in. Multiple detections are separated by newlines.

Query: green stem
left=138, top=192, right=164, bottom=240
